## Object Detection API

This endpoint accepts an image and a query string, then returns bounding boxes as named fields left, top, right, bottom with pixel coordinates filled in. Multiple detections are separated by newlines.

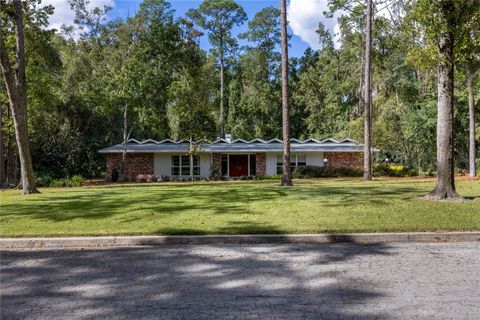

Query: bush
left=373, top=163, right=418, bottom=177
left=48, top=175, right=84, bottom=188
left=210, top=166, right=222, bottom=181
left=71, top=175, right=85, bottom=187
left=50, top=179, right=67, bottom=188
left=254, top=175, right=281, bottom=180
left=293, top=166, right=362, bottom=178
left=36, top=174, right=53, bottom=187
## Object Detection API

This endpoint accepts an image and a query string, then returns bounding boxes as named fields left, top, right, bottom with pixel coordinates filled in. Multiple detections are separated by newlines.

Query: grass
left=0, top=178, right=479, bottom=237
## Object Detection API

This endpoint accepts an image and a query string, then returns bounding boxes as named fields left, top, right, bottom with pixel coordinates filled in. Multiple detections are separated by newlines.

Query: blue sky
left=44, top=0, right=340, bottom=58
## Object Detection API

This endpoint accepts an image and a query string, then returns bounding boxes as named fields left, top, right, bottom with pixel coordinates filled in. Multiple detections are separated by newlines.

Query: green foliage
left=254, top=175, right=282, bottom=180
left=3, top=0, right=479, bottom=182
left=186, top=0, right=247, bottom=55
left=49, top=178, right=67, bottom=188
left=48, top=175, right=84, bottom=188
left=373, top=163, right=418, bottom=177
left=71, top=175, right=85, bottom=187
left=36, top=174, right=53, bottom=187
left=293, top=166, right=362, bottom=178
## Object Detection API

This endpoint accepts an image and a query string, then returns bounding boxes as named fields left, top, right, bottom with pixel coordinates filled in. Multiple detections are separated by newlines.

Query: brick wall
left=324, top=152, right=363, bottom=169
left=211, top=153, right=222, bottom=178
left=106, top=153, right=154, bottom=182
left=255, top=153, right=266, bottom=176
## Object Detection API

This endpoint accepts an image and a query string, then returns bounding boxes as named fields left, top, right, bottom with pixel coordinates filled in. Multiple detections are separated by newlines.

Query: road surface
left=1, top=242, right=479, bottom=319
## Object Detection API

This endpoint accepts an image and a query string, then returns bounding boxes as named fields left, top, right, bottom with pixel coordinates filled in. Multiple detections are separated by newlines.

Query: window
left=171, top=155, right=200, bottom=176
left=297, top=154, right=306, bottom=167
left=192, top=155, right=200, bottom=176
left=171, top=155, right=180, bottom=176
left=249, top=154, right=256, bottom=176
left=221, top=154, right=228, bottom=176
left=181, top=155, right=190, bottom=175
left=276, top=154, right=283, bottom=175
left=277, top=154, right=307, bottom=174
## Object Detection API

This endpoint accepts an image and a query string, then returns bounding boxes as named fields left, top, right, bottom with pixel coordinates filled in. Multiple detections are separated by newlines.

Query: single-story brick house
left=98, top=136, right=364, bottom=182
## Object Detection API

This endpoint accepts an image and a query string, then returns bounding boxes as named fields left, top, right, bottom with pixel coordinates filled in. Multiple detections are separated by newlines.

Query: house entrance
left=229, top=155, right=249, bottom=177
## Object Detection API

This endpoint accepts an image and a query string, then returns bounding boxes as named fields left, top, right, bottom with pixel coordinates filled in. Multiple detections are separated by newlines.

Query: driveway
left=1, top=242, right=479, bottom=319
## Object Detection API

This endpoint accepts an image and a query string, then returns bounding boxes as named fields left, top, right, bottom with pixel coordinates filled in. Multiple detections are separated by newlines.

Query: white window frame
left=277, top=153, right=307, bottom=174
left=171, top=154, right=200, bottom=177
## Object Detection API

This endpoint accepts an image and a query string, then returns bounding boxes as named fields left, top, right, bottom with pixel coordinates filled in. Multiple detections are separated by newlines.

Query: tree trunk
left=0, top=103, right=5, bottom=188
left=426, top=2, right=459, bottom=200
left=121, top=103, right=128, bottom=182
left=280, top=0, right=292, bottom=186
left=219, top=32, right=225, bottom=138
left=7, top=144, right=18, bottom=186
left=363, top=0, right=373, bottom=181
left=467, top=71, right=476, bottom=178
left=5, top=107, right=17, bottom=186
left=0, top=0, right=38, bottom=194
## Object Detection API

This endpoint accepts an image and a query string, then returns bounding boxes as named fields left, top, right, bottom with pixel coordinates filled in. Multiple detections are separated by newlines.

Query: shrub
left=48, top=176, right=84, bottom=188
left=373, top=163, right=418, bottom=177
left=50, top=179, right=67, bottom=188
left=36, top=174, right=53, bottom=187
left=254, top=175, right=281, bottom=180
left=210, top=166, right=222, bottom=181
left=293, top=166, right=362, bottom=178
left=71, top=175, right=85, bottom=187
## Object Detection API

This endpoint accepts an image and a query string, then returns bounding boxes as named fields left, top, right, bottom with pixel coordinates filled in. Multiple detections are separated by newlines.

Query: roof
left=98, top=138, right=366, bottom=153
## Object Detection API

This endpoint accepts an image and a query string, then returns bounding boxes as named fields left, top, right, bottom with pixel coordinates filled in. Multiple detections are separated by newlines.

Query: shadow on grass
left=1, top=241, right=392, bottom=319
left=0, top=182, right=427, bottom=237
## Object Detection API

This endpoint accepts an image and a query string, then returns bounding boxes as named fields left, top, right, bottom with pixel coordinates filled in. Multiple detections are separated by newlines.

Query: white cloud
left=42, top=0, right=115, bottom=35
left=287, top=0, right=340, bottom=50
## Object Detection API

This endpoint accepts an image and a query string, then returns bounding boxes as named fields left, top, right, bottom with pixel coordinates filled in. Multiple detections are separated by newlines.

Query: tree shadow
left=1, top=180, right=455, bottom=236
left=0, top=181, right=424, bottom=221
left=1, top=241, right=393, bottom=319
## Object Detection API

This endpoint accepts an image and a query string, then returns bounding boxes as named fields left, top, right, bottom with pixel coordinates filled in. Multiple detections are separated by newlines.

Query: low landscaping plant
left=373, top=163, right=418, bottom=177
left=293, top=166, right=362, bottom=178
left=254, top=174, right=282, bottom=180
left=48, top=175, right=85, bottom=188
left=49, top=178, right=67, bottom=188
left=36, top=174, right=53, bottom=187
left=71, top=175, right=85, bottom=187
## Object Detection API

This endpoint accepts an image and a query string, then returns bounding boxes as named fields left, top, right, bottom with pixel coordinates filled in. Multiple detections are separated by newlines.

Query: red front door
left=229, top=155, right=248, bottom=177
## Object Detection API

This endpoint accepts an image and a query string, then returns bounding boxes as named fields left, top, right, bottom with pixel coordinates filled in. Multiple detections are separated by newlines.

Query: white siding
left=154, top=154, right=171, bottom=177
left=306, top=152, right=324, bottom=167
left=154, top=153, right=211, bottom=178
left=266, top=153, right=277, bottom=176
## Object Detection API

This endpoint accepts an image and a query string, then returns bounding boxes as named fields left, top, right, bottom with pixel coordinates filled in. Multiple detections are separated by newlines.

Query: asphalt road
left=1, top=242, right=479, bottom=319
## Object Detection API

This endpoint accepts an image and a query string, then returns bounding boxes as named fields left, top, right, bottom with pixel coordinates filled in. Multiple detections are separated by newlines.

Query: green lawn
left=1, top=178, right=479, bottom=237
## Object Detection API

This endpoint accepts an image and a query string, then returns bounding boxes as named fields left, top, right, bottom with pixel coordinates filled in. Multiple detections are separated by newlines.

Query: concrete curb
left=1, top=232, right=480, bottom=249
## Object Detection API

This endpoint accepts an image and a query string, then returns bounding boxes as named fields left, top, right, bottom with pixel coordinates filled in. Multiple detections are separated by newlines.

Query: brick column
left=211, top=153, right=222, bottom=178
left=255, top=153, right=266, bottom=176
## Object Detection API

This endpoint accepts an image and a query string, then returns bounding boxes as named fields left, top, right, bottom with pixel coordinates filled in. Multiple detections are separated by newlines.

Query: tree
left=428, top=0, right=458, bottom=199
left=363, top=0, right=373, bottom=180
left=327, top=0, right=379, bottom=180
left=410, top=0, right=480, bottom=199
left=0, top=0, right=38, bottom=194
left=187, top=0, right=247, bottom=138
left=458, top=13, right=480, bottom=178
left=227, top=6, right=282, bottom=139
left=0, top=103, right=5, bottom=188
left=280, top=0, right=292, bottom=186
left=466, top=69, right=478, bottom=178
